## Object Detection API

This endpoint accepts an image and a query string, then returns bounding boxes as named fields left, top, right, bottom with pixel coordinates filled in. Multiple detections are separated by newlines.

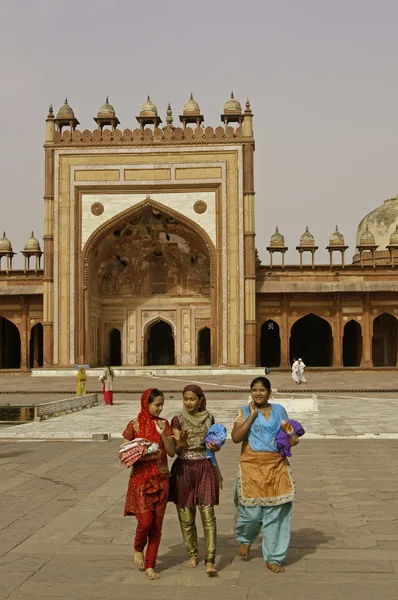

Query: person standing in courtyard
left=232, top=377, right=298, bottom=573
left=169, top=384, right=220, bottom=576
left=122, top=388, right=175, bottom=580
left=76, top=366, right=87, bottom=396
left=100, top=361, right=114, bottom=405
left=291, top=358, right=300, bottom=384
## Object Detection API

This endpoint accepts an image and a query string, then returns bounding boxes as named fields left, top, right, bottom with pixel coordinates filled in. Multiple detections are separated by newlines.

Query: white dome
left=356, top=194, right=398, bottom=251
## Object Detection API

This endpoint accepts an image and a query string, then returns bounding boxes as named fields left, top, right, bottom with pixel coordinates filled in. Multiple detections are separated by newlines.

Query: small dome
left=183, top=93, right=200, bottom=115
left=224, top=92, right=242, bottom=114
left=300, top=226, right=315, bottom=246
left=270, top=226, right=285, bottom=247
left=359, top=224, right=376, bottom=245
left=56, top=98, right=75, bottom=119
left=0, top=231, right=12, bottom=252
left=140, top=96, right=158, bottom=118
left=329, top=225, right=345, bottom=246
left=98, top=96, right=115, bottom=116
left=24, top=231, right=41, bottom=253
left=390, top=224, right=398, bottom=245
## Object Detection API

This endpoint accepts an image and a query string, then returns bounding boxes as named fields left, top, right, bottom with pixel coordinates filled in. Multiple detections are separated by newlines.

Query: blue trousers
left=235, top=502, right=292, bottom=564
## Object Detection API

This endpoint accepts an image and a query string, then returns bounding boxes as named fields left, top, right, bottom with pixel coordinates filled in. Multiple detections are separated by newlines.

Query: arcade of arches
left=85, top=205, right=212, bottom=367
left=258, top=311, right=398, bottom=368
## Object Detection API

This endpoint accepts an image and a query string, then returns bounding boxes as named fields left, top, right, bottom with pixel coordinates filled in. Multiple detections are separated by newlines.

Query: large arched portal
left=0, top=317, right=21, bottom=369
left=260, top=320, right=281, bottom=367
left=146, top=320, right=175, bottom=366
left=84, top=202, right=213, bottom=367
left=198, top=327, right=211, bottom=365
left=290, top=313, right=333, bottom=366
left=29, top=323, right=43, bottom=368
left=372, top=313, right=397, bottom=366
left=343, top=320, right=362, bottom=367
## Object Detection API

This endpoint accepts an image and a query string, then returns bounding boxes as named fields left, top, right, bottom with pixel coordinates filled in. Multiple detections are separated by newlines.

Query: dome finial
left=48, top=104, right=53, bottom=116
left=190, top=92, right=194, bottom=100
left=166, top=102, right=173, bottom=126
left=231, top=92, right=234, bottom=98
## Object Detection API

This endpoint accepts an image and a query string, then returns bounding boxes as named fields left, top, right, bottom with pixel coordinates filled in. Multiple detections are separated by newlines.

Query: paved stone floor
left=1, top=389, right=398, bottom=440
left=0, top=439, right=397, bottom=599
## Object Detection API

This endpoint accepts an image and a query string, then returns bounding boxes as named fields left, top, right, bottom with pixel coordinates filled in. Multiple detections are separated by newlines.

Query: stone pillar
left=280, top=295, right=290, bottom=368
left=243, top=142, right=256, bottom=366
left=43, top=129, right=55, bottom=366
left=333, top=298, right=343, bottom=367
left=20, top=298, right=29, bottom=371
left=362, top=294, right=373, bottom=367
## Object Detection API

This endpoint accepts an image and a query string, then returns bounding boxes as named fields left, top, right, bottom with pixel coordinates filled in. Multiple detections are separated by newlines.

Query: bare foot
left=238, top=543, right=250, bottom=560
left=186, top=556, right=198, bottom=568
left=266, top=562, right=285, bottom=573
left=134, top=550, right=144, bottom=570
left=206, top=562, right=218, bottom=576
left=145, top=568, right=161, bottom=580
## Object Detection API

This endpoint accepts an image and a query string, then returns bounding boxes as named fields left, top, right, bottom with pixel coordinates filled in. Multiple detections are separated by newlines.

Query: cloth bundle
left=275, top=419, right=305, bottom=458
left=205, top=423, right=227, bottom=466
left=119, top=438, right=159, bottom=468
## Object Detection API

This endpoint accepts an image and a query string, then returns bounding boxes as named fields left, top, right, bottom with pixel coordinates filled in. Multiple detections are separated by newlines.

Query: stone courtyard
left=0, top=371, right=398, bottom=599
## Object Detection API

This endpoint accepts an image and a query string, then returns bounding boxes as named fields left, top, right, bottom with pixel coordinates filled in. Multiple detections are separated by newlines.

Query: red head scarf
left=137, top=388, right=165, bottom=444
left=182, top=384, right=207, bottom=411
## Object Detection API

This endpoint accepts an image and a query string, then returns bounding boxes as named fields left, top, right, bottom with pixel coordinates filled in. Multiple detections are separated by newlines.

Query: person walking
left=298, top=358, right=307, bottom=383
left=100, top=361, right=114, bottom=405
left=122, top=388, right=175, bottom=580
left=232, top=377, right=298, bottom=573
left=169, top=384, right=221, bottom=576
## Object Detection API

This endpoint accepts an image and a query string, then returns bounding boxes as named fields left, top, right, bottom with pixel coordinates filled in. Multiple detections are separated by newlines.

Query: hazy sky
left=1, top=0, right=398, bottom=267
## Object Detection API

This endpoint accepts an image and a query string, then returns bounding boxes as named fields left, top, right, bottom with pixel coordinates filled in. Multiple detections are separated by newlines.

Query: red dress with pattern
left=123, top=417, right=172, bottom=516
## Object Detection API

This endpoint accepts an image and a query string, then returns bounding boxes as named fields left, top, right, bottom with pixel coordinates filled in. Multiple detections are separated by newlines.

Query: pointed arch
left=144, top=319, right=175, bottom=366
left=0, top=316, right=21, bottom=369
left=290, top=313, right=333, bottom=366
left=260, top=320, right=281, bottom=367
left=343, top=320, right=362, bottom=367
left=372, top=312, right=397, bottom=366
left=82, top=198, right=216, bottom=288
left=198, top=327, right=211, bottom=365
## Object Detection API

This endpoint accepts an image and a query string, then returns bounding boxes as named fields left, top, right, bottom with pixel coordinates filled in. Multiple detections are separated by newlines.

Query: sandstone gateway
left=0, top=95, right=397, bottom=370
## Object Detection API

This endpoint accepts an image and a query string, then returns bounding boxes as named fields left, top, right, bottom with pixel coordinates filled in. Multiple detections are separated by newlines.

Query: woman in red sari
left=122, top=388, right=175, bottom=580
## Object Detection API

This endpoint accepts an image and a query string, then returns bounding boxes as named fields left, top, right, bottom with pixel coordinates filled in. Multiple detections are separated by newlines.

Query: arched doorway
left=290, top=313, right=333, bottom=366
left=0, top=317, right=21, bottom=369
left=146, top=320, right=175, bottom=366
left=343, top=320, right=362, bottom=366
left=29, top=323, right=43, bottom=368
left=260, top=320, right=281, bottom=367
left=372, top=313, right=397, bottom=366
left=109, top=328, right=121, bottom=366
left=198, top=327, right=211, bottom=365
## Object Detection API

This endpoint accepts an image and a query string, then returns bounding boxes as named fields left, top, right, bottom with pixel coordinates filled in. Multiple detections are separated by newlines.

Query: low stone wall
left=34, top=394, right=98, bottom=421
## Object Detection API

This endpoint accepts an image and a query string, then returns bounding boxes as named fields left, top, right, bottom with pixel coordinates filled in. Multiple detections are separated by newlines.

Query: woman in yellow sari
left=76, top=366, right=87, bottom=396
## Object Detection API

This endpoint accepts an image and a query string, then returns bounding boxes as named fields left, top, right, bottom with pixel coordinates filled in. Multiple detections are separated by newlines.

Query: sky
left=1, top=0, right=398, bottom=267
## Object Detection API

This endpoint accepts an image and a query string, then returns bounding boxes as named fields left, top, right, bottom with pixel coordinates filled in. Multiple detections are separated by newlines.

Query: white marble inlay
left=81, top=191, right=217, bottom=248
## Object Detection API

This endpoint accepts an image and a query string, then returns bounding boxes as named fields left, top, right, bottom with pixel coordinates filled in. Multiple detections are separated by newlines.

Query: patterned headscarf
left=137, top=388, right=164, bottom=444
left=182, top=384, right=207, bottom=411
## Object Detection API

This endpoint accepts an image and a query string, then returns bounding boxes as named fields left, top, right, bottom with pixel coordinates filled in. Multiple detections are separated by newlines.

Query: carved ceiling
left=91, top=206, right=210, bottom=297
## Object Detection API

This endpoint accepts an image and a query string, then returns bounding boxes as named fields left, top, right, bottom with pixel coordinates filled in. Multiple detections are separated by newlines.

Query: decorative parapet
left=51, top=125, right=245, bottom=146
left=34, top=393, right=98, bottom=421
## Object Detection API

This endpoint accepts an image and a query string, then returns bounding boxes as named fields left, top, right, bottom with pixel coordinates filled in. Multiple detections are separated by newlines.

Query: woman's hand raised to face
left=249, top=401, right=258, bottom=418
left=155, top=420, right=167, bottom=436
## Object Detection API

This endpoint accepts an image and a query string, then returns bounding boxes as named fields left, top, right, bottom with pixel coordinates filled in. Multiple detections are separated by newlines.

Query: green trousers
left=176, top=505, right=217, bottom=564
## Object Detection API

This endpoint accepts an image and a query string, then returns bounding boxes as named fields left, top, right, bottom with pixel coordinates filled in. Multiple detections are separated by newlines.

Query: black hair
left=250, top=377, right=271, bottom=391
left=148, top=388, right=164, bottom=404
